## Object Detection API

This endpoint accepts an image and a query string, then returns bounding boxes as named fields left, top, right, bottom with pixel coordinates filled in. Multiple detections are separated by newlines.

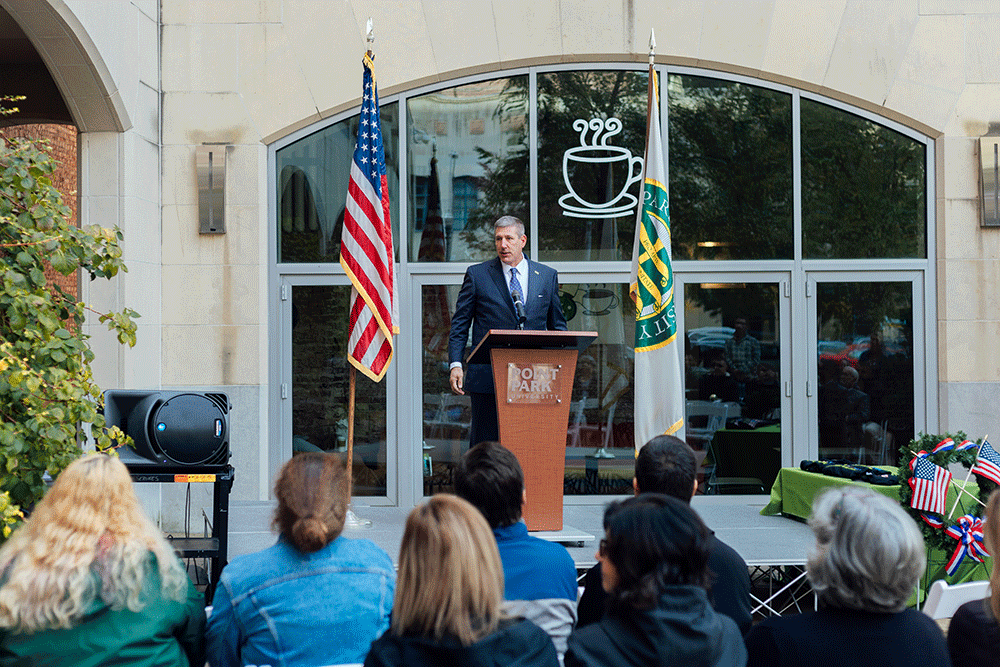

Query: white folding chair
left=922, top=579, right=990, bottom=619
left=686, top=400, right=730, bottom=492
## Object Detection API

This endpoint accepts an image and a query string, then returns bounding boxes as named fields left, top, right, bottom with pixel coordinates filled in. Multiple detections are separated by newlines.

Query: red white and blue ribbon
left=956, top=439, right=978, bottom=452
left=921, top=513, right=944, bottom=529
left=932, top=438, right=955, bottom=454
left=944, top=515, right=990, bottom=576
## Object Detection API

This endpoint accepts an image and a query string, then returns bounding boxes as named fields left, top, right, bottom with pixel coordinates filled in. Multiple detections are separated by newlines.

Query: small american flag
left=909, top=454, right=952, bottom=515
left=971, top=440, right=1000, bottom=486
left=339, top=51, right=399, bottom=382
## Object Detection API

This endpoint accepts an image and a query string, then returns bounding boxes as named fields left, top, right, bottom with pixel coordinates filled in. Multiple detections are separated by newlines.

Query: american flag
left=339, top=51, right=399, bottom=382
left=908, top=454, right=952, bottom=515
left=971, top=440, right=1000, bottom=486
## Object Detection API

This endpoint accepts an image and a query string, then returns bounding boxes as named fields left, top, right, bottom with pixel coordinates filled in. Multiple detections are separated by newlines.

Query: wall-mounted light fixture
left=197, top=144, right=227, bottom=234
left=980, top=125, right=1000, bottom=228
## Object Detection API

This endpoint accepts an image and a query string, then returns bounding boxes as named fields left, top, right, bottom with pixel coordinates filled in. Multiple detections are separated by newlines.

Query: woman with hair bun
left=206, top=453, right=395, bottom=667
left=0, top=453, right=205, bottom=666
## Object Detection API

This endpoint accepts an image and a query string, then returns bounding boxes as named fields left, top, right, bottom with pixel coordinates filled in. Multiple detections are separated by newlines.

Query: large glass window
left=274, top=65, right=934, bottom=505
left=277, top=103, right=399, bottom=264
left=561, top=282, right=635, bottom=494
left=407, top=77, right=528, bottom=263
left=801, top=99, right=926, bottom=259
left=292, top=285, right=387, bottom=496
left=668, top=75, right=793, bottom=260
left=683, top=282, right=782, bottom=494
left=536, top=71, right=648, bottom=262
left=815, top=282, right=914, bottom=465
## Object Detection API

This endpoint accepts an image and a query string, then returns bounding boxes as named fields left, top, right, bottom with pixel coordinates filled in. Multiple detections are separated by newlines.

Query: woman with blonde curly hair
left=0, top=453, right=205, bottom=666
left=364, top=494, right=558, bottom=667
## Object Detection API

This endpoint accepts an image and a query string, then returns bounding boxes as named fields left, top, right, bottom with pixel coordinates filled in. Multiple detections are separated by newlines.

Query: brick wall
left=2, top=124, right=78, bottom=300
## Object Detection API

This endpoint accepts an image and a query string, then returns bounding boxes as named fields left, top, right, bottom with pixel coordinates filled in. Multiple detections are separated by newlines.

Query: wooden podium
left=467, top=329, right=597, bottom=530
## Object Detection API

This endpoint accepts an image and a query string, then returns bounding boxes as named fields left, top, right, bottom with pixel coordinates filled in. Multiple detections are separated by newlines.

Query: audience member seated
left=565, top=494, right=746, bottom=667
left=0, top=454, right=205, bottom=666
left=744, top=362, right=781, bottom=419
left=364, top=494, right=558, bottom=667
left=206, top=453, right=394, bottom=667
left=947, top=488, right=1000, bottom=667
left=699, top=354, right=741, bottom=403
left=818, top=366, right=870, bottom=457
left=745, top=486, right=950, bottom=667
left=577, top=435, right=751, bottom=635
left=454, top=441, right=578, bottom=660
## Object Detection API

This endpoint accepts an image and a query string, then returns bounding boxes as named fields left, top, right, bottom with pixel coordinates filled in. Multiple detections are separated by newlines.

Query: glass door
left=676, top=273, right=791, bottom=494
left=806, top=272, right=924, bottom=467
left=279, top=276, right=395, bottom=503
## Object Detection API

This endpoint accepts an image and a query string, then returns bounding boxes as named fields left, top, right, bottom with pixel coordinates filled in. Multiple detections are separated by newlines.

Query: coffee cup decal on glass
left=559, top=117, right=643, bottom=219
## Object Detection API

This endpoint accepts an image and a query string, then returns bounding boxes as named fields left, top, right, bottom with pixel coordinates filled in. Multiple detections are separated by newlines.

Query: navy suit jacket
left=449, top=257, right=567, bottom=394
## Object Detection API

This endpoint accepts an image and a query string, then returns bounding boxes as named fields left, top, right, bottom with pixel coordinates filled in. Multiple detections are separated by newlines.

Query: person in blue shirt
left=206, top=453, right=394, bottom=667
left=454, top=441, right=578, bottom=661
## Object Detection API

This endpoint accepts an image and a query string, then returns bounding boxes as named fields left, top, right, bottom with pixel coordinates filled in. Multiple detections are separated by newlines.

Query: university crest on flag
left=632, top=178, right=675, bottom=354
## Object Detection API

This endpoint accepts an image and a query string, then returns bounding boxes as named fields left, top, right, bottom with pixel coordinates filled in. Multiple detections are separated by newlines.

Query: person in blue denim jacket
left=206, top=453, right=395, bottom=667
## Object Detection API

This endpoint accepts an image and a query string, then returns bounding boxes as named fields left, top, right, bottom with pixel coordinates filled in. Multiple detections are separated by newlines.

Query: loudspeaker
left=103, top=390, right=231, bottom=469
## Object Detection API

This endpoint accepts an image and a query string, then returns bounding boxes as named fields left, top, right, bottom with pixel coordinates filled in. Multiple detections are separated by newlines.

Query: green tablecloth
left=761, top=466, right=991, bottom=601
left=760, top=466, right=900, bottom=519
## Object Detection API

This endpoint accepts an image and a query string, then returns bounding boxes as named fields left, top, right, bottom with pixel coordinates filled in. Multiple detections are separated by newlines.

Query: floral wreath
left=898, top=432, right=997, bottom=574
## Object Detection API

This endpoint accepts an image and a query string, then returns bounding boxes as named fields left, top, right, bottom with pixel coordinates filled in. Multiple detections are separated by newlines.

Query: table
left=761, top=466, right=991, bottom=601
left=760, top=466, right=900, bottom=519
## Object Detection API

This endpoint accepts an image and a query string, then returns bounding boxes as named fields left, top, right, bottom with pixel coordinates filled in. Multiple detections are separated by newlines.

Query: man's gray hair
left=494, top=216, right=525, bottom=237
left=806, top=486, right=925, bottom=613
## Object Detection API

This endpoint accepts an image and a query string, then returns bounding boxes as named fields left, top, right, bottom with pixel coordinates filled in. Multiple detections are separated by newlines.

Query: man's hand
left=449, top=366, right=465, bottom=395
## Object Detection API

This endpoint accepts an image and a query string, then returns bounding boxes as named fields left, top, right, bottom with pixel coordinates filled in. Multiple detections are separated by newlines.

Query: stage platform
left=227, top=495, right=814, bottom=567
left=222, top=495, right=818, bottom=618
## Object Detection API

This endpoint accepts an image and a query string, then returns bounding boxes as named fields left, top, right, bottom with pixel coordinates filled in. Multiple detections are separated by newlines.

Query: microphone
left=513, top=293, right=527, bottom=329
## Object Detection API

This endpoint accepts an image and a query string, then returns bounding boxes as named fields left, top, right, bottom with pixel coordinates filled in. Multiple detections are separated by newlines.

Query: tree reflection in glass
left=668, top=75, right=793, bottom=261
left=802, top=99, right=926, bottom=259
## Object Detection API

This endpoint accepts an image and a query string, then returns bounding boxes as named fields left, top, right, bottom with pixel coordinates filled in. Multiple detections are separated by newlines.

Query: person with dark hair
left=947, top=488, right=1000, bottom=667
left=565, top=495, right=746, bottom=667
left=699, top=353, right=741, bottom=403
left=364, top=494, right=557, bottom=667
left=577, top=435, right=751, bottom=634
left=206, top=453, right=395, bottom=667
left=453, top=441, right=578, bottom=660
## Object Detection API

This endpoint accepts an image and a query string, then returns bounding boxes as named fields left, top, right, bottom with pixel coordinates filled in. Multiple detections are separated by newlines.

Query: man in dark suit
left=448, top=216, right=567, bottom=446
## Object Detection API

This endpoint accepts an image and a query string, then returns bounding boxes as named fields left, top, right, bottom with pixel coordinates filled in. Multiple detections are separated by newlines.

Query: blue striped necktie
left=509, top=266, right=523, bottom=304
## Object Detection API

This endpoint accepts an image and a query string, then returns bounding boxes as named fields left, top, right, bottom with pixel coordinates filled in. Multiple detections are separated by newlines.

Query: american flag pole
left=948, top=434, right=989, bottom=521
left=342, top=19, right=379, bottom=528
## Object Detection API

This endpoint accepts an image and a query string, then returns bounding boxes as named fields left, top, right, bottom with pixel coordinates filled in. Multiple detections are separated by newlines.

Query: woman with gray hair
left=745, top=486, right=949, bottom=667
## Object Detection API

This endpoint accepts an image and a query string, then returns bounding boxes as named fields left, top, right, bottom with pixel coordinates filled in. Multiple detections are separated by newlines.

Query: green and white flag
left=629, top=63, right=684, bottom=452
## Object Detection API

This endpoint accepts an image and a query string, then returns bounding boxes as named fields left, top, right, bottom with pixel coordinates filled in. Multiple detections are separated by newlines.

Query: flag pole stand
left=344, top=365, right=372, bottom=528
